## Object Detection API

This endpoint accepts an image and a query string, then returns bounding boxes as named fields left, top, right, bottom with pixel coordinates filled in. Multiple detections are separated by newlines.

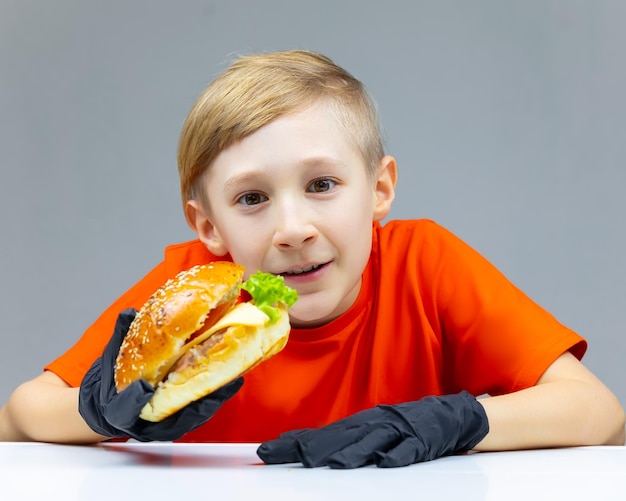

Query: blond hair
left=178, top=50, right=385, bottom=209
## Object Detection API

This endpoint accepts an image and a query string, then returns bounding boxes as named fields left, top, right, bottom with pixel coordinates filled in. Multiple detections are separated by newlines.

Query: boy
left=0, top=50, right=623, bottom=468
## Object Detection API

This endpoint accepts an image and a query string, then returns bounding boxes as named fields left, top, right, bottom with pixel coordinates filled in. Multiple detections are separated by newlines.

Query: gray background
left=1, top=1, right=625, bottom=408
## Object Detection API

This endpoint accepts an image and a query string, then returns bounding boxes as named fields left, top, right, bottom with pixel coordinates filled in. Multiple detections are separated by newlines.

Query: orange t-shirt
left=45, top=219, right=586, bottom=442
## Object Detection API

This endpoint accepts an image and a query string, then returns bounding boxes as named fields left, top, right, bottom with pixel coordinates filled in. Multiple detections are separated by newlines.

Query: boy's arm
left=476, top=351, right=625, bottom=450
left=0, top=371, right=106, bottom=443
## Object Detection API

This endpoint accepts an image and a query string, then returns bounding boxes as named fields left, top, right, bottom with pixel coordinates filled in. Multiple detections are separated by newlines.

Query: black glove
left=257, top=391, right=488, bottom=468
left=79, top=308, right=243, bottom=442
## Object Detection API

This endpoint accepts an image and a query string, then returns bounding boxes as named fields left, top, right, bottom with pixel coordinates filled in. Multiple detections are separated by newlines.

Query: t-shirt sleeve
left=44, top=240, right=216, bottom=388
left=417, top=221, right=587, bottom=396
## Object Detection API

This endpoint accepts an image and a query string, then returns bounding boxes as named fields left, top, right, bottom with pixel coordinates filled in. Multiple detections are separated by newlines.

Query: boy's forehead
left=215, top=105, right=355, bottom=165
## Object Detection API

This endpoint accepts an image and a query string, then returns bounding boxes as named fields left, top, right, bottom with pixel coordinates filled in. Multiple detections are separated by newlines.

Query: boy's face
left=189, top=103, right=395, bottom=328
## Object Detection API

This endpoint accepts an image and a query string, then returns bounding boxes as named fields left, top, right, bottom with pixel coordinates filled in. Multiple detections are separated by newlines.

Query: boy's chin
left=288, top=285, right=360, bottom=329
left=288, top=303, right=340, bottom=329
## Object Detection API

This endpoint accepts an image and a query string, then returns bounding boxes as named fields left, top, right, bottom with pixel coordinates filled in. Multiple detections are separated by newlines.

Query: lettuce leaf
left=241, top=271, right=298, bottom=324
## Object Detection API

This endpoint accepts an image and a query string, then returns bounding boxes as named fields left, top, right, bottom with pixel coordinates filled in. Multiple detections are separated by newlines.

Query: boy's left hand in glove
left=257, top=391, right=489, bottom=469
left=79, top=308, right=242, bottom=442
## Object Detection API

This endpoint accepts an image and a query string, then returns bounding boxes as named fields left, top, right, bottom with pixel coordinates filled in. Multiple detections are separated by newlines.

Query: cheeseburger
left=114, top=261, right=298, bottom=422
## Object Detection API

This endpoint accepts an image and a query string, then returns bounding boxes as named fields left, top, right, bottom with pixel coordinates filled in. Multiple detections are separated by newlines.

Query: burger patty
left=167, top=331, right=226, bottom=376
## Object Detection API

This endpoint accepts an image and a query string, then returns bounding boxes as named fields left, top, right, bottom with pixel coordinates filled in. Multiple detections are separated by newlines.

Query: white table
left=2, top=442, right=625, bottom=500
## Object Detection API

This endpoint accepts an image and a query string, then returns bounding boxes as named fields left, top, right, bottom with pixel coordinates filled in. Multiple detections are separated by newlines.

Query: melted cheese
left=206, top=302, right=269, bottom=335
left=182, top=302, right=269, bottom=353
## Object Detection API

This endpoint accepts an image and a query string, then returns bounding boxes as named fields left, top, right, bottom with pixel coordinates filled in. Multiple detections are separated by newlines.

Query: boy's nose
left=272, top=205, right=318, bottom=250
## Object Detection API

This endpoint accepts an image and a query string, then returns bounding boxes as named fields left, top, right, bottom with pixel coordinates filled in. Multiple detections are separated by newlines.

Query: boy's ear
left=373, top=155, right=397, bottom=221
left=185, top=200, right=229, bottom=256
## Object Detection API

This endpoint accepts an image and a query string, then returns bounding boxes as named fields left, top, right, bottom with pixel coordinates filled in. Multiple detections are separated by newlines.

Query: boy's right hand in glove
left=257, top=391, right=489, bottom=468
left=78, top=308, right=242, bottom=442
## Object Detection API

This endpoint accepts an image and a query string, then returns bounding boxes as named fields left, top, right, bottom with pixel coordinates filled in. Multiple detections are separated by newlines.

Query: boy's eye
left=237, top=192, right=267, bottom=206
left=307, top=178, right=336, bottom=193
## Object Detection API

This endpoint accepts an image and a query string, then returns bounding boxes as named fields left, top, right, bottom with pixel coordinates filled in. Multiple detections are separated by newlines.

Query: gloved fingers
left=294, top=424, right=379, bottom=468
left=258, top=424, right=361, bottom=467
left=137, top=405, right=213, bottom=442
left=257, top=428, right=318, bottom=464
left=326, top=424, right=402, bottom=469
left=99, top=308, right=138, bottom=388
left=158, top=391, right=237, bottom=437
left=208, top=377, right=244, bottom=403
left=106, top=309, right=138, bottom=356
left=103, top=379, right=155, bottom=432
left=258, top=407, right=396, bottom=467
left=130, top=378, right=246, bottom=442
left=257, top=434, right=304, bottom=464
left=374, top=436, right=425, bottom=468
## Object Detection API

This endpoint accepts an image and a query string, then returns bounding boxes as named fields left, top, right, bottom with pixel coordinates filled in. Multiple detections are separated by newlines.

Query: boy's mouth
left=280, top=262, right=328, bottom=276
left=283, top=264, right=323, bottom=276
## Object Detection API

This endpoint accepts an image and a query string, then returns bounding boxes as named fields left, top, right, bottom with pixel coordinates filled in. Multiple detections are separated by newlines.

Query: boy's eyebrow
left=223, top=172, right=260, bottom=192
left=300, top=156, right=344, bottom=169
